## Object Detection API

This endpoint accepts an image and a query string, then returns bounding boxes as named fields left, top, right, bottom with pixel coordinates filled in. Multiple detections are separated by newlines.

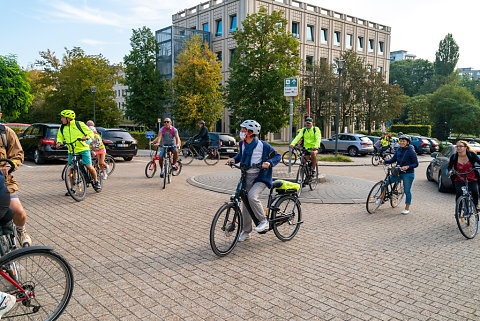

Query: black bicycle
left=293, top=146, right=318, bottom=195
left=281, top=149, right=298, bottom=166
left=371, top=146, right=393, bottom=166
left=366, top=164, right=405, bottom=213
left=62, top=153, right=114, bottom=180
left=179, top=138, right=220, bottom=165
left=210, top=162, right=303, bottom=257
left=451, top=168, right=480, bottom=239
left=64, top=139, right=103, bottom=201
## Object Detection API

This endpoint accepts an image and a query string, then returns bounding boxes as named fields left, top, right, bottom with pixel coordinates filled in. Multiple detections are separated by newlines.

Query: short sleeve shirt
left=159, top=126, right=178, bottom=146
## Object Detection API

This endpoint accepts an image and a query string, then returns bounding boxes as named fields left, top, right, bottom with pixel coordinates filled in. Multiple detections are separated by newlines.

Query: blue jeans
left=387, top=172, right=415, bottom=205
left=159, top=146, right=177, bottom=158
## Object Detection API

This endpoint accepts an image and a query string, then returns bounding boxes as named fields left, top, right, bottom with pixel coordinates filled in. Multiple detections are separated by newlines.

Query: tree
left=226, top=8, right=301, bottom=137
left=172, top=34, right=223, bottom=132
left=405, top=95, right=431, bottom=125
left=434, top=33, right=459, bottom=77
left=389, top=59, right=434, bottom=97
left=35, top=47, right=122, bottom=126
left=0, top=55, right=32, bottom=120
left=124, top=27, right=169, bottom=130
left=459, top=75, right=480, bottom=102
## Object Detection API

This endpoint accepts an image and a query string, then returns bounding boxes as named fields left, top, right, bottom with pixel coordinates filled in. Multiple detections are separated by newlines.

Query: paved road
left=12, top=158, right=480, bottom=320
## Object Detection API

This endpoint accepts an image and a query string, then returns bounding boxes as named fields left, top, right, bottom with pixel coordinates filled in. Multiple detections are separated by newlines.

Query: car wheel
left=347, top=146, right=358, bottom=157
left=34, top=149, right=44, bottom=164
left=438, top=171, right=448, bottom=193
left=319, top=144, right=326, bottom=154
left=123, top=156, right=133, bottom=161
left=426, top=164, right=434, bottom=182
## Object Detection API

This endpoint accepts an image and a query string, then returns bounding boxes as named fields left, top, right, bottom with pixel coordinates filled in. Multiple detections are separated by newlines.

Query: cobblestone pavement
left=13, top=158, right=480, bottom=320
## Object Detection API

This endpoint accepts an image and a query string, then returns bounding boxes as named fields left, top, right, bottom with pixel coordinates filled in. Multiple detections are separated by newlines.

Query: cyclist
left=86, top=121, right=108, bottom=180
left=380, top=132, right=393, bottom=155
left=392, top=132, right=403, bottom=151
left=448, top=140, right=480, bottom=210
left=150, top=118, right=181, bottom=178
left=192, top=120, right=210, bottom=159
left=55, top=110, right=100, bottom=192
left=0, top=112, right=31, bottom=247
left=380, top=135, right=418, bottom=215
left=226, top=120, right=281, bottom=242
left=289, top=117, right=321, bottom=175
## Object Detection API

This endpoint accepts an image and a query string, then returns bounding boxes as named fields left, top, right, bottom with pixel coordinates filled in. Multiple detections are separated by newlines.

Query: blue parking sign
left=146, top=131, right=155, bottom=139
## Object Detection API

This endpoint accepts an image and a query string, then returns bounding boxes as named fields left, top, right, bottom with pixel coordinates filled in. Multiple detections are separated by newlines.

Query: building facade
left=170, top=0, right=391, bottom=139
left=458, top=67, right=480, bottom=80
left=113, top=69, right=128, bottom=117
left=390, top=50, right=416, bottom=61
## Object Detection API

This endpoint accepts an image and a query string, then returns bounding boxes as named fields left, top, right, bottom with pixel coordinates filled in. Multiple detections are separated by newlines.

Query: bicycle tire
left=296, top=166, right=305, bottom=196
left=167, top=161, right=172, bottom=184
left=455, top=196, right=479, bottom=239
left=64, top=165, right=87, bottom=202
left=204, top=147, right=220, bottom=165
left=210, top=203, right=241, bottom=257
left=94, top=165, right=103, bottom=193
left=272, top=195, right=302, bottom=241
left=390, top=180, right=405, bottom=208
left=162, top=159, right=168, bottom=189
left=178, top=148, right=194, bottom=165
left=1, top=248, right=74, bottom=321
left=372, top=154, right=380, bottom=166
left=60, top=163, right=68, bottom=180
left=282, top=151, right=297, bottom=166
left=105, top=155, right=115, bottom=176
left=366, top=181, right=385, bottom=214
left=145, top=161, right=157, bottom=178
left=172, top=161, right=182, bottom=176
left=309, top=167, right=319, bottom=191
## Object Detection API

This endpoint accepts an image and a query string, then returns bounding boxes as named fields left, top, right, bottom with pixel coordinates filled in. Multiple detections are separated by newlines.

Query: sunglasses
left=164, top=121, right=170, bottom=123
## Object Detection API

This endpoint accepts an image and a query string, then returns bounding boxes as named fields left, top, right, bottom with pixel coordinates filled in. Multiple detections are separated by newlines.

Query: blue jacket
left=385, top=145, right=418, bottom=173
left=232, top=140, right=281, bottom=188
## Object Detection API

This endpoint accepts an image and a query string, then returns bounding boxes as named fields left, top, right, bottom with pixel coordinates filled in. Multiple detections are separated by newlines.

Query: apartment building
left=390, top=50, right=416, bottom=61
left=113, top=69, right=128, bottom=117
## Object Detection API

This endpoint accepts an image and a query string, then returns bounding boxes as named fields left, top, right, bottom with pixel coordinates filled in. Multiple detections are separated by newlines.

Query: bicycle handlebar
left=292, top=146, right=315, bottom=153
left=227, top=162, right=263, bottom=170
left=0, top=159, right=16, bottom=175
left=451, top=167, right=480, bottom=176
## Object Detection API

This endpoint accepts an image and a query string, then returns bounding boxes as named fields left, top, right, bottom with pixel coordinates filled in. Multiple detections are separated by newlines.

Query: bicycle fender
left=0, top=245, right=55, bottom=265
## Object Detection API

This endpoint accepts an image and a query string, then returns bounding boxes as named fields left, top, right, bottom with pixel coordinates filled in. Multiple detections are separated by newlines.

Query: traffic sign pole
left=288, top=96, right=293, bottom=174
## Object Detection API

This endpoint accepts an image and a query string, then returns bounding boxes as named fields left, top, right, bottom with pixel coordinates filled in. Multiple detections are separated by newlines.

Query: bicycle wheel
left=167, top=162, right=172, bottom=184
left=145, top=161, right=157, bottom=178
left=172, top=161, right=182, bottom=176
left=64, top=165, right=87, bottom=202
left=162, top=159, right=168, bottom=189
left=210, top=203, right=241, bottom=257
left=309, top=167, right=319, bottom=191
left=366, top=181, right=385, bottom=214
left=178, top=148, right=193, bottom=165
left=272, top=195, right=302, bottom=241
left=282, top=151, right=297, bottom=166
left=296, top=166, right=305, bottom=196
left=204, top=147, right=220, bottom=165
left=1, top=248, right=74, bottom=321
left=60, top=164, right=68, bottom=180
left=390, top=180, right=405, bottom=208
left=94, top=166, right=103, bottom=193
left=105, top=156, right=115, bottom=176
left=372, top=154, right=380, bottom=166
left=455, top=196, right=479, bottom=239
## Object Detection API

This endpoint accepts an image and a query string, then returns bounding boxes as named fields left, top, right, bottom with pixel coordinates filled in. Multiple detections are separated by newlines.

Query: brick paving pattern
left=12, top=158, right=480, bottom=320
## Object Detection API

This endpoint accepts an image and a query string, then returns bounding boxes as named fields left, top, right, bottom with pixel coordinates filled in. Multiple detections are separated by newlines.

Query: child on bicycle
left=87, top=122, right=108, bottom=180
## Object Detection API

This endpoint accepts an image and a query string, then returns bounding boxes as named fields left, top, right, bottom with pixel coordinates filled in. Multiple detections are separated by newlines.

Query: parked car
left=209, top=132, right=238, bottom=157
left=96, top=127, right=138, bottom=161
left=368, top=136, right=380, bottom=145
left=426, top=144, right=480, bottom=192
left=422, top=137, right=439, bottom=153
left=410, top=135, right=431, bottom=155
left=18, top=124, right=68, bottom=164
left=320, top=133, right=374, bottom=156
left=4, top=123, right=30, bottom=134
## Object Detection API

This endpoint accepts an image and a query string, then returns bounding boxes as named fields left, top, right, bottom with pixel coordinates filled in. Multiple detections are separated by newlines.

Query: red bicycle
left=145, top=146, right=182, bottom=178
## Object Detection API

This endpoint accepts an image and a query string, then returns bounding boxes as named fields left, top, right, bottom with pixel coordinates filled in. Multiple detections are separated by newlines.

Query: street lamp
left=90, top=86, right=97, bottom=124
left=334, top=59, right=345, bottom=157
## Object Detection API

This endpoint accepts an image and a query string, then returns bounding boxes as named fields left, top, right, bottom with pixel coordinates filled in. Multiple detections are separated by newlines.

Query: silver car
left=320, top=133, right=375, bottom=156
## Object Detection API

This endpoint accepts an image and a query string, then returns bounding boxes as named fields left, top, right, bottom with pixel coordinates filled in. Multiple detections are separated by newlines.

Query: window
left=321, top=28, right=328, bottom=44
left=357, top=36, right=364, bottom=50
left=229, top=49, right=236, bottom=66
left=334, top=31, right=341, bottom=46
left=306, top=55, right=313, bottom=71
left=346, top=34, right=353, bottom=49
left=122, top=89, right=126, bottom=96
left=378, top=41, right=384, bottom=54
left=216, top=51, right=222, bottom=62
left=368, top=39, right=374, bottom=52
left=118, top=102, right=121, bottom=108
left=215, top=19, right=222, bottom=36
left=229, top=15, right=237, bottom=32
left=203, top=23, right=209, bottom=32
left=306, top=25, right=314, bottom=41
left=292, top=22, right=300, bottom=38
left=377, top=66, right=383, bottom=73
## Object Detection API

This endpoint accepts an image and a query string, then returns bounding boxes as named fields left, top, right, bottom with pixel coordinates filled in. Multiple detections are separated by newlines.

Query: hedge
left=389, top=125, right=431, bottom=137
left=130, top=131, right=151, bottom=149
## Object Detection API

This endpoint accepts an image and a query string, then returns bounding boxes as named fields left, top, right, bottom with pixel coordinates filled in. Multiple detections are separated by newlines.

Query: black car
left=18, top=124, right=68, bottom=164
left=209, top=133, right=238, bottom=157
left=96, top=128, right=138, bottom=161
left=422, top=137, right=439, bottom=153
left=410, top=135, right=431, bottom=155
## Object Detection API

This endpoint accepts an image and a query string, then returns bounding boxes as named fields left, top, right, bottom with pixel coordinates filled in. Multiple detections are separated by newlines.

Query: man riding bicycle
left=289, top=117, right=321, bottom=174
left=55, top=110, right=100, bottom=192
left=226, top=120, right=281, bottom=242
left=192, top=120, right=210, bottom=159
left=150, top=118, right=181, bottom=178
left=380, top=132, right=393, bottom=154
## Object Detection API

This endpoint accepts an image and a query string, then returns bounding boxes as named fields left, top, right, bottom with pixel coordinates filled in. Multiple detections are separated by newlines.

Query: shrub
left=389, top=125, right=432, bottom=137
left=317, top=155, right=353, bottom=162
left=129, top=131, right=150, bottom=149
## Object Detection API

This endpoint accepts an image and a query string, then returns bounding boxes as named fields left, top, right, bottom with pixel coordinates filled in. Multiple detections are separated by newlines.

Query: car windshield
left=360, top=137, right=371, bottom=143
left=219, top=134, right=233, bottom=141
left=46, top=127, right=59, bottom=138
left=103, top=130, right=134, bottom=140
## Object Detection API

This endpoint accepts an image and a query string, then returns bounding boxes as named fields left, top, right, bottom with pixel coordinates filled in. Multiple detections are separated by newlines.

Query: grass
left=317, top=155, right=353, bottom=162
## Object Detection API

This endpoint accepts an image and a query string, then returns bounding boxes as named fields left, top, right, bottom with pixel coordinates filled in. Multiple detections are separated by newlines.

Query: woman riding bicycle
left=448, top=140, right=480, bottom=210
left=380, top=134, right=418, bottom=214
left=87, top=122, right=108, bottom=180
left=226, top=120, right=281, bottom=242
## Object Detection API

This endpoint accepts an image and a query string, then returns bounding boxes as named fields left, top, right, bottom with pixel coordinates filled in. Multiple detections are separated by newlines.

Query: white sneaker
left=254, top=220, right=269, bottom=232
left=103, top=172, right=108, bottom=180
left=238, top=232, right=250, bottom=242
left=401, top=210, right=410, bottom=215
left=0, top=292, right=16, bottom=318
left=375, top=199, right=381, bottom=206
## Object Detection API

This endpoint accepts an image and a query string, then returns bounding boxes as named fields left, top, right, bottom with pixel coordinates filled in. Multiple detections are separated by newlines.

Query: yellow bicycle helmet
left=59, top=109, right=76, bottom=120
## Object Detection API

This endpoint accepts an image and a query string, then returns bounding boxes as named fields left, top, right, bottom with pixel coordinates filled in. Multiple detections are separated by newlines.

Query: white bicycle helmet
left=240, top=120, right=261, bottom=135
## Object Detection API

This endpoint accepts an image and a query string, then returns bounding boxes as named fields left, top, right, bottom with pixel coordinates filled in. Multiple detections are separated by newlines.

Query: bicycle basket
left=390, top=167, right=401, bottom=177
left=273, top=180, right=300, bottom=194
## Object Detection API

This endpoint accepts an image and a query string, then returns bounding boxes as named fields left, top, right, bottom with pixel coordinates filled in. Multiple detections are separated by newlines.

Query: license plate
left=117, top=144, right=128, bottom=147
left=226, top=149, right=234, bottom=153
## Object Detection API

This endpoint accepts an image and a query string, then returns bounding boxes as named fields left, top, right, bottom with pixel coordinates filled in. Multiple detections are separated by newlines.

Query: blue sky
left=1, top=0, right=478, bottom=69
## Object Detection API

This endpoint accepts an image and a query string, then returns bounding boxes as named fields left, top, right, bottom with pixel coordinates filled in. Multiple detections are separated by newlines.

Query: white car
left=320, top=133, right=374, bottom=156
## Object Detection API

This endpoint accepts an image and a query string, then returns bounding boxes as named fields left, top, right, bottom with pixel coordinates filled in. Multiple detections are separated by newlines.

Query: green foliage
left=129, top=131, right=151, bottom=149
left=389, top=125, right=432, bottom=137
left=34, top=48, right=122, bottom=126
left=226, top=8, right=301, bottom=137
left=434, top=33, right=459, bottom=77
left=172, top=34, right=223, bottom=132
left=317, top=155, right=353, bottom=162
left=124, top=27, right=169, bottom=130
left=0, top=55, right=32, bottom=120
left=389, top=59, right=434, bottom=97
left=405, top=95, right=431, bottom=125
left=459, top=75, right=480, bottom=102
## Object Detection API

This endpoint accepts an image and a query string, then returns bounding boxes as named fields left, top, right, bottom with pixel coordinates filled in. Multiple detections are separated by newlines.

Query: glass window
left=31, top=126, right=41, bottom=136
left=357, top=37, right=364, bottom=50
left=292, top=22, right=299, bottom=38
left=216, top=51, right=222, bottom=62
left=216, top=19, right=222, bottom=36
left=377, top=66, right=383, bottom=73
left=321, top=28, right=328, bottom=44
left=306, top=25, right=314, bottom=41
left=203, top=23, right=209, bottom=32
left=104, top=130, right=134, bottom=140
left=346, top=34, right=353, bottom=49
left=334, top=31, right=341, bottom=46
left=229, top=49, right=236, bottom=66
left=378, top=41, right=384, bottom=54
left=306, top=55, right=313, bottom=71
left=368, top=39, right=374, bottom=52
left=23, top=126, right=32, bottom=136
left=230, top=15, right=237, bottom=32
left=46, top=127, right=59, bottom=138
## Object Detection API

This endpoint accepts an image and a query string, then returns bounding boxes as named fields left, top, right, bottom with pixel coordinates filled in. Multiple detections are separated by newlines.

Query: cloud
left=46, top=1, right=122, bottom=27
left=80, top=38, right=107, bottom=45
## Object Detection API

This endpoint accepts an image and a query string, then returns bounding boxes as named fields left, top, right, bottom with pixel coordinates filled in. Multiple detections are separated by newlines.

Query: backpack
left=0, top=125, right=7, bottom=150
left=162, top=126, right=175, bottom=136
left=302, top=127, right=316, bottom=136
left=60, top=121, right=86, bottom=137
